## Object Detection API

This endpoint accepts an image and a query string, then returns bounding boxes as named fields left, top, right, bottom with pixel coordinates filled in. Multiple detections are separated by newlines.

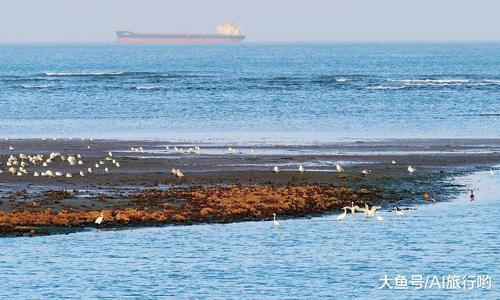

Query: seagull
left=171, top=168, right=177, bottom=175
left=336, top=163, right=344, bottom=173
left=408, top=166, right=416, bottom=174
left=361, top=169, right=372, bottom=175
left=491, top=169, right=495, bottom=176
left=391, top=160, right=397, bottom=165
left=87, top=167, right=92, bottom=173
left=298, top=165, right=305, bottom=173
left=272, top=213, right=280, bottom=228
left=337, top=208, right=347, bottom=221
left=66, top=173, right=72, bottom=178
left=228, top=147, right=236, bottom=155
left=273, top=166, right=279, bottom=173
left=394, top=207, right=404, bottom=216
left=175, top=169, right=184, bottom=178
left=9, top=146, right=14, bottom=151
left=104, top=167, right=109, bottom=173
left=79, top=171, right=85, bottom=177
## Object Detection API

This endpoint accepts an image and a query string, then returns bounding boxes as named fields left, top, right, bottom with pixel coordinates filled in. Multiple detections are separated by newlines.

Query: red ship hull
left=116, top=31, right=245, bottom=43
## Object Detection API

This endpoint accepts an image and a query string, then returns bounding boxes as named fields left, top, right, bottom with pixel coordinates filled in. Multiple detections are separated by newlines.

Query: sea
left=0, top=43, right=499, bottom=142
left=0, top=43, right=499, bottom=298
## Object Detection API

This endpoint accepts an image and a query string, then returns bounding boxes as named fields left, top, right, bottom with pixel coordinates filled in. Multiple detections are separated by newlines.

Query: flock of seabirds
left=0, top=137, right=494, bottom=229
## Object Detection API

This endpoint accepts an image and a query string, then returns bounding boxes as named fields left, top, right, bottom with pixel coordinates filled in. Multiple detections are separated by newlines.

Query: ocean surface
left=0, top=170, right=498, bottom=298
left=0, top=43, right=499, bottom=142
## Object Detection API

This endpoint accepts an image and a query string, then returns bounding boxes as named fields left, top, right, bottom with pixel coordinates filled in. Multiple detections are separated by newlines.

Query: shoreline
left=1, top=138, right=499, bottom=236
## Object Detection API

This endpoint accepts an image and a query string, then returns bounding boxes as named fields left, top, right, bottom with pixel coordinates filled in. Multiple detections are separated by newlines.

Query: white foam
left=483, top=79, right=500, bottom=85
left=44, top=71, right=124, bottom=76
left=365, top=86, right=404, bottom=90
left=135, top=86, right=158, bottom=90
left=388, top=79, right=470, bottom=85
left=22, top=84, right=50, bottom=89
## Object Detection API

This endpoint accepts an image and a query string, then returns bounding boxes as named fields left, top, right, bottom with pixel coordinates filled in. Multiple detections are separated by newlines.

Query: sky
left=0, top=0, right=499, bottom=43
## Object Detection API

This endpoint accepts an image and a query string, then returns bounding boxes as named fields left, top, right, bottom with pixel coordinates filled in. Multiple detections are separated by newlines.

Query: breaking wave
left=365, top=86, right=404, bottom=90
left=135, top=86, right=158, bottom=90
left=21, top=84, right=51, bottom=89
left=44, top=71, right=125, bottom=77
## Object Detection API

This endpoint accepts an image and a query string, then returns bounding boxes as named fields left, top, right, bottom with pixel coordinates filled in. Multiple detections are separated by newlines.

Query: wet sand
left=1, top=138, right=499, bottom=236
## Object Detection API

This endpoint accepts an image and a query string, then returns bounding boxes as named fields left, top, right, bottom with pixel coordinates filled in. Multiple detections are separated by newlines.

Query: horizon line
left=1, top=39, right=500, bottom=45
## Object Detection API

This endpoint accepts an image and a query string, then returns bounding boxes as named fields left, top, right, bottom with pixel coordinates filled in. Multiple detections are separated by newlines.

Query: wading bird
left=298, top=165, right=305, bottom=173
left=394, top=207, right=404, bottom=216
left=469, top=190, right=475, bottom=201
left=362, top=204, right=381, bottom=217
left=95, top=212, right=104, bottom=230
left=342, top=202, right=361, bottom=215
left=337, top=208, right=347, bottom=221
left=336, top=163, right=344, bottom=173
left=272, top=213, right=280, bottom=228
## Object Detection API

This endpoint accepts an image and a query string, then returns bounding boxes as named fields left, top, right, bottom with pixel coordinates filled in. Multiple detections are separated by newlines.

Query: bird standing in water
left=469, top=190, right=475, bottom=201
left=272, top=213, right=280, bottom=228
left=394, top=207, right=405, bottom=216
left=337, top=208, right=347, bottom=221
left=95, top=212, right=104, bottom=231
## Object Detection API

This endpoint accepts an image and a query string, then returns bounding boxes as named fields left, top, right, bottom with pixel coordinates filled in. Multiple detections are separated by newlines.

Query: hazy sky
left=1, top=0, right=499, bottom=42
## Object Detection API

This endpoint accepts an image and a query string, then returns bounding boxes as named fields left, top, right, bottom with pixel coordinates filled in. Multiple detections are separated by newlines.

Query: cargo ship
left=116, top=22, right=245, bottom=43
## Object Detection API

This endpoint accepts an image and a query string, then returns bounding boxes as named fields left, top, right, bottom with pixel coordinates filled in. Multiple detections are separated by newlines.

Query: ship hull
left=116, top=31, right=245, bottom=43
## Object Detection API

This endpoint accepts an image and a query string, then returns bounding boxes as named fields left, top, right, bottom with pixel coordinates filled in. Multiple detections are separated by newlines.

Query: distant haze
left=1, top=0, right=499, bottom=43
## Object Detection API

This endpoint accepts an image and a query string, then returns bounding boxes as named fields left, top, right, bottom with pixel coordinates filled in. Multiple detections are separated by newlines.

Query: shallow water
left=0, top=43, right=499, bottom=141
left=0, top=170, right=498, bottom=298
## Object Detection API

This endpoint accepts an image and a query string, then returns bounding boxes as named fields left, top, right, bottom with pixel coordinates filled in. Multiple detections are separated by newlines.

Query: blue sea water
left=0, top=43, right=499, bottom=142
left=0, top=170, right=498, bottom=299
